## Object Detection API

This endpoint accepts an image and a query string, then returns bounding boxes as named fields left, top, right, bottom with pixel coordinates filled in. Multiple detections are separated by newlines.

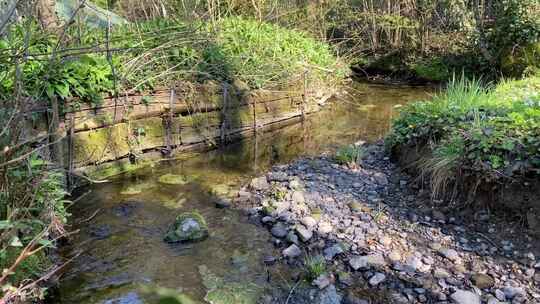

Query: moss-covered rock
left=164, top=211, right=209, bottom=243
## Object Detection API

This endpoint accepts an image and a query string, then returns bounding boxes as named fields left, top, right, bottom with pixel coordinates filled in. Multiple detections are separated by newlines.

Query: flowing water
left=58, top=83, right=434, bottom=303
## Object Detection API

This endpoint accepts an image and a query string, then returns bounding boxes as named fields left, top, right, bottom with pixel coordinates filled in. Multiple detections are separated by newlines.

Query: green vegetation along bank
left=387, top=75, right=540, bottom=215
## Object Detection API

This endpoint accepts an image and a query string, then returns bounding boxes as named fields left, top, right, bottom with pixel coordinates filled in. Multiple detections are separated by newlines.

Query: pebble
left=245, top=146, right=539, bottom=303
left=439, top=248, right=460, bottom=262
left=348, top=253, right=386, bottom=270
left=318, top=221, right=333, bottom=234
left=296, top=225, right=313, bottom=242
left=271, top=223, right=288, bottom=238
left=368, top=273, right=386, bottom=286
left=313, top=274, right=331, bottom=289
left=450, top=289, right=480, bottom=304
left=301, top=216, right=318, bottom=228
left=323, top=243, right=344, bottom=260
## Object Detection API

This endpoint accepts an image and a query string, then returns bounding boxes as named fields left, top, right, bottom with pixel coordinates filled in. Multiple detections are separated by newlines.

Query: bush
left=387, top=75, right=540, bottom=195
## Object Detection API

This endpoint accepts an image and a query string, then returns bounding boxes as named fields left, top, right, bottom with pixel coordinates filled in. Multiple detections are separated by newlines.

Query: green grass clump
left=335, top=145, right=364, bottom=165
left=387, top=75, right=540, bottom=196
left=304, top=254, right=326, bottom=281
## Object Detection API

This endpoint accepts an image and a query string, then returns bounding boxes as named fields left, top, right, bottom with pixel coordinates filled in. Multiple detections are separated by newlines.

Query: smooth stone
left=318, top=222, right=333, bottom=235
left=348, top=253, right=386, bottom=270
left=439, top=248, right=460, bottom=262
left=471, top=273, right=495, bottom=289
left=287, top=231, right=299, bottom=245
left=315, top=284, right=342, bottom=304
left=323, top=244, right=344, bottom=260
left=450, top=290, right=481, bottom=304
left=296, top=225, right=313, bottom=242
left=368, top=273, right=386, bottom=286
left=313, top=274, right=331, bottom=289
left=271, top=223, right=288, bottom=238
left=283, top=244, right=302, bottom=258
left=502, top=286, right=525, bottom=299
left=301, top=216, right=318, bottom=228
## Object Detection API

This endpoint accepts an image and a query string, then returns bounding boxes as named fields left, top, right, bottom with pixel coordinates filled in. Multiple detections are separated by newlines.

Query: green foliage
left=413, top=58, right=451, bottom=82
left=484, top=0, right=540, bottom=76
left=335, top=145, right=364, bottom=165
left=0, top=154, right=69, bottom=288
left=303, top=254, right=326, bottom=281
left=387, top=75, right=540, bottom=185
left=0, top=17, right=344, bottom=111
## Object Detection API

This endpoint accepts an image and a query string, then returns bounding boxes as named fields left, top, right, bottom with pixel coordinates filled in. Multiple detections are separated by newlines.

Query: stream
left=57, top=83, right=434, bottom=303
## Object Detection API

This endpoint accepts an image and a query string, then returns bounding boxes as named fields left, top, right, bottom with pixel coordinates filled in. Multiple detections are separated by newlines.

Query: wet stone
left=323, top=243, right=344, bottom=260
left=271, top=222, right=288, bottom=238
left=368, top=273, right=386, bottom=286
left=283, top=244, right=302, bottom=259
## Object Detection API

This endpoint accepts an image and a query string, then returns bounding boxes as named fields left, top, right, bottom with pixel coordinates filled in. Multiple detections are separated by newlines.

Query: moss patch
left=158, top=174, right=190, bottom=185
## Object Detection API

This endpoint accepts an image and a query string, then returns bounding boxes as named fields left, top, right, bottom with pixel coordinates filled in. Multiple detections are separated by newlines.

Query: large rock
left=164, top=211, right=208, bottom=243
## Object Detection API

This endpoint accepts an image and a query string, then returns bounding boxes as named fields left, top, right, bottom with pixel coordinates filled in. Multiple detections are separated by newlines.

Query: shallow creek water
left=58, top=83, right=434, bottom=303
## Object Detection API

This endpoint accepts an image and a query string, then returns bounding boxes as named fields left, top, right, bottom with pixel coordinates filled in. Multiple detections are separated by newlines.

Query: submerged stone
left=164, top=211, right=209, bottom=243
left=158, top=174, right=189, bottom=185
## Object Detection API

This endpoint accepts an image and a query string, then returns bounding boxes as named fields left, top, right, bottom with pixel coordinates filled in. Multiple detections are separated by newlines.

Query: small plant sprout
left=304, top=253, right=326, bottom=281
left=334, top=144, right=365, bottom=167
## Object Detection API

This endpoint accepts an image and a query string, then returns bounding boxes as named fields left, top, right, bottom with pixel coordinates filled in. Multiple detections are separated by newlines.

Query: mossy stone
left=158, top=174, right=189, bottom=185
left=164, top=211, right=209, bottom=243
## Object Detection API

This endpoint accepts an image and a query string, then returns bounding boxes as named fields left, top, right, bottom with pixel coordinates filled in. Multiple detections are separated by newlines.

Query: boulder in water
left=164, top=211, right=208, bottom=243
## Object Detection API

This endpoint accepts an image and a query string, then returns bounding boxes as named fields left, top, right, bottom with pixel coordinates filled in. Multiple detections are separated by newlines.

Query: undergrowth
left=0, top=17, right=345, bottom=111
left=387, top=75, right=540, bottom=198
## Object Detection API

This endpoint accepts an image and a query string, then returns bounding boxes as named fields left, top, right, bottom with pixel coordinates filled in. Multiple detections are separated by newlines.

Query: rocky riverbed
left=234, top=142, right=540, bottom=304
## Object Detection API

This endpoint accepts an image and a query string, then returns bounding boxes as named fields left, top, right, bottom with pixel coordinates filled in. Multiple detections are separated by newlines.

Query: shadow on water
left=57, top=83, right=434, bottom=303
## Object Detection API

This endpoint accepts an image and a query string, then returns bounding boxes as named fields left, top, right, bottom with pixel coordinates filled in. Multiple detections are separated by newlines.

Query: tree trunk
left=37, top=0, right=59, bottom=32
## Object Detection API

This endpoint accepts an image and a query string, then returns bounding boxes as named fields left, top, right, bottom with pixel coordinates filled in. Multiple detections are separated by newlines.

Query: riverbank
left=238, top=142, right=540, bottom=304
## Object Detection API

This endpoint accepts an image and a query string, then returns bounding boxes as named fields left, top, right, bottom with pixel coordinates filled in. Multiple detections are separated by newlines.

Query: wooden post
left=220, top=83, right=229, bottom=144
left=301, top=71, right=308, bottom=121
left=164, top=88, right=175, bottom=153
left=49, top=96, right=65, bottom=185
left=67, top=114, right=75, bottom=190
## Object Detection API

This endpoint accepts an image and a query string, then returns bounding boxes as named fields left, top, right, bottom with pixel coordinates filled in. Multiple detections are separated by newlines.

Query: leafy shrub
left=413, top=58, right=451, bottom=82
left=0, top=17, right=344, bottom=111
left=387, top=75, right=540, bottom=194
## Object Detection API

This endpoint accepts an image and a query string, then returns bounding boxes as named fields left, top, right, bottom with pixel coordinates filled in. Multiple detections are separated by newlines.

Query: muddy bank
left=238, top=142, right=540, bottom=304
